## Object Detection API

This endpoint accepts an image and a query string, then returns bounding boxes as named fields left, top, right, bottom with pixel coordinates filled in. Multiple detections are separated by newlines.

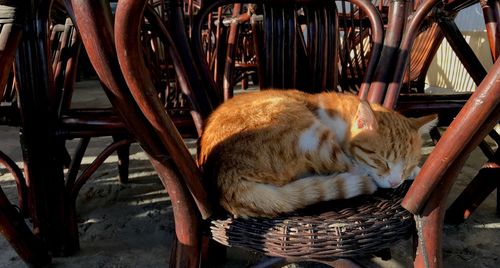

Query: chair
left=4, top=0, right=134, bottom=256
left=51, top=0, right=497, bottom=266
left=201, top=0, right=384, bottom=96
left=198, top=3, right=257, bottom=100
left=387, top=0, right=500, bottom=225
left=0, top=1, right=51, bottom=266
left=441, top=0, right=500, bottom=223
left=113, top=0, right=425, bottom=266
left=357, top=0, right=500, bottom=227
left=46, top=0, right=205, bottom=254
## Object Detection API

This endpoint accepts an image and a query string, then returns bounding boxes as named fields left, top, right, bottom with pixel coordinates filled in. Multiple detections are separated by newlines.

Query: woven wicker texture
left=210, top=181, right=414, bottom=260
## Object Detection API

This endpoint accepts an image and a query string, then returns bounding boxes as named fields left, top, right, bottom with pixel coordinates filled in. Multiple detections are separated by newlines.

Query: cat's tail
left=224, top=173, right=378, bottom=218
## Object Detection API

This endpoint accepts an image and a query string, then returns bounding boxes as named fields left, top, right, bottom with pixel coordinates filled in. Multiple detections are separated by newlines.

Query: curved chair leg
left=0, top=186, right=51, bottom=266
left=112, top=135, right=130, bottom=184
left=0, top=151, right=27, bottom=215
left=445, top=154, right=499, bottom=224
left=149, top=158, right=201, bottom=268
left=200, top=235, right=226, bottom=267
left=413, top=105, right=500, bottom=268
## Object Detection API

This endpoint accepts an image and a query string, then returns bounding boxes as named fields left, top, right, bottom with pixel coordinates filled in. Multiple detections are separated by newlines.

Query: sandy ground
left=1, top=80, right=499, bottom=267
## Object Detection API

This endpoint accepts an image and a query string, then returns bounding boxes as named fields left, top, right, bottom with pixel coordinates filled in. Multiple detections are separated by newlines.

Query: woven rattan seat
left=210, top=181, right=414, bottom=260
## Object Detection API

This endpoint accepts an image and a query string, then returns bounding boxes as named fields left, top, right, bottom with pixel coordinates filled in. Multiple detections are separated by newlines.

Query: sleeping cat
left=198, top=90, right=436, bottom=218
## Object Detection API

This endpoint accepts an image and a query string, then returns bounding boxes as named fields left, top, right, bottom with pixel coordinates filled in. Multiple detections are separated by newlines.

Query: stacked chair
left=0, top=1, right=51, bottom=265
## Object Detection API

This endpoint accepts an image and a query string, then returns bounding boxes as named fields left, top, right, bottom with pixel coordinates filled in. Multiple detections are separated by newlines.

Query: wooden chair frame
left=1, top=0, right=498, bottom=267
left=115, top=0, right=498, bottom=267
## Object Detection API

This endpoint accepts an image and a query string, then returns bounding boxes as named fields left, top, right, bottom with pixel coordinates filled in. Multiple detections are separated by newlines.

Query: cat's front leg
left=333, top=172, right=378, bottom=198
left=342, top=166, right=381, bottom=193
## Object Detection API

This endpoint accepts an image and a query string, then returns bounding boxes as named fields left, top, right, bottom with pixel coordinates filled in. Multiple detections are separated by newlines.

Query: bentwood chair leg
left=414, top=106, right=500, bottom=268
left=147, top=158, right=203, bottom=268
left=200, top=235, right=226, bottom=267
left=414, top=204, right=446, bottom=268
left=113, top=135, right=130, bottom=184
left=445, top=157, right=500, bottom=224
left=414, top=156, right=462, bottom=268
left=169, top=235, right=201, bottom=268
left=0, top=187, right=51, bottom=266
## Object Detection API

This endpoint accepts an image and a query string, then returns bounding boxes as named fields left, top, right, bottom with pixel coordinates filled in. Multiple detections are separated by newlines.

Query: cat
left=198, top=90, right=437, bottom=218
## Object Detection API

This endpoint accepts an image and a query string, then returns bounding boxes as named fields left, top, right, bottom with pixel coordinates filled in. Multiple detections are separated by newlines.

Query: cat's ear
left=352, top=100, right=378, bottom=132
left=412, top=114, right=438, bottom=135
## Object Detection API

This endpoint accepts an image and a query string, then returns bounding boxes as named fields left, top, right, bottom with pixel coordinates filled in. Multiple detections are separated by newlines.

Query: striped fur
left=198, top=90, right=437, bottom=218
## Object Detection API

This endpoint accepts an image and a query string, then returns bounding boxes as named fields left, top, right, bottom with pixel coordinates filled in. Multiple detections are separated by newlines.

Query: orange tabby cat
left=198, top=90, right=436, bottom=218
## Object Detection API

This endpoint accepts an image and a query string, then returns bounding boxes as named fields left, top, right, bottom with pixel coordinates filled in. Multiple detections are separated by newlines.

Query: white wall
left=425, top=3, right=495, bottom=92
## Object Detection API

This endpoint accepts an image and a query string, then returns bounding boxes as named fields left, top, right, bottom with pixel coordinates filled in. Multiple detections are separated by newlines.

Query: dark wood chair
left=202, top=0, right=384, bottom=97
left=114, top=0, right=499, bottom=267
left=365, top=1, right=499, bottom=266
left=0, top=1, right=51, bottom=266
left=436, top=0, right=500, bottom=223
left=114, top=0, right=430, bottom=266
left=7, top=0, right=489, bottom=266
left=389, top=0, right=500, bottom=224
left=45, top=0, right=204, bottom=254
left=2, top=0, right=133, bottom=257
left=198, top=3, right=257, bottom=100
left=351, top=0, right=500, bottom=226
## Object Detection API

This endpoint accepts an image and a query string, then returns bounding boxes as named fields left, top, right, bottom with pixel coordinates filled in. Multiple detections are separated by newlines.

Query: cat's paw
left=342, top=173, right=378, bottom=197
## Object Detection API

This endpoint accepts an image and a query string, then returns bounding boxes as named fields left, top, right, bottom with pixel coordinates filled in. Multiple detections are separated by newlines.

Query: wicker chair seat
left=210, top=181, right=414, bottom=260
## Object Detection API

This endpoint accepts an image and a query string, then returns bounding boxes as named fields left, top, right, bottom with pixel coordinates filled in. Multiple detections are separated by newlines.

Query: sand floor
left=0, top=80, right=499, bottom=267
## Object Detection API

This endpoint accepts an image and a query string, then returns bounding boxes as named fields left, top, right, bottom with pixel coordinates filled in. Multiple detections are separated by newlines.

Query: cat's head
left=347, top=101, right=437, bottom=188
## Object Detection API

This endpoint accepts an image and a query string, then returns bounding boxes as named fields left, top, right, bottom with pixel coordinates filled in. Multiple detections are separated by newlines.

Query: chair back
left=252, top=2, right=339, bottom=92
left=192, top=0, right=384, bottom=97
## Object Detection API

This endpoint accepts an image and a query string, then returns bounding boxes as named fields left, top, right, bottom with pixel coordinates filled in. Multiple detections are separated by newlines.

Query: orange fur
left=198, top=90, right=436, bottom=218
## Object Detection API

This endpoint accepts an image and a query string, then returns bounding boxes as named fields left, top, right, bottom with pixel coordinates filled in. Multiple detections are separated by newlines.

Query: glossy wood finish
left=115, top=0, right=212, bottom=218
left=367, top=0, right=410, bottom=104
left=142, top=4, right=215, bottom=134
left=404, top=23, right=444, bottom=92
left=222, top=3, right=242, bottom=100
left=383, top=0, right=440, bottom=109
left=402, top=58, right=500, bottom=213
left=443, top=0, right=500, bottom=219
left=385, top=3, right=500, bottom=265
left=62, top=3, right=215, bottom=263
left=412, top=105, right=499, bottom=268
left=346, top=0, right=385, bottom=97
left=10, top=1, right=138, bottom=256
left=193, top=0, right=384, bottom=95
left=67, top=0, right=211, bottom=266
left=51, top=18, right=80, bottom=113
left=481, top=0, right=500, bottom=61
